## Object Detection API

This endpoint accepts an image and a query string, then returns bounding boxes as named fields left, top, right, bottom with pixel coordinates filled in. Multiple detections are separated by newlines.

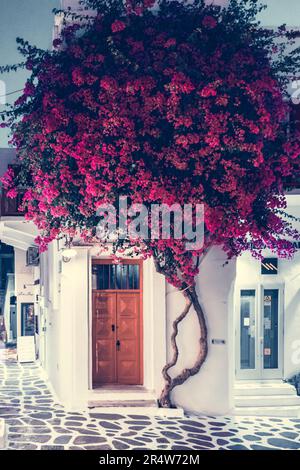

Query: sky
left=259, top=0, right=300, bottom=26
left=0, top=0, right=60, bottom=146
left=0, top=0, right=300, bottom=147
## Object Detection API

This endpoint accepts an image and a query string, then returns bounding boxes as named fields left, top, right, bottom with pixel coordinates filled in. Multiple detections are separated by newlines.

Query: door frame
left=235, top=282, right=284, bottom=380
left=38, top=305, right=47, bottom=369
left=91, top=258, right=143, bottom=387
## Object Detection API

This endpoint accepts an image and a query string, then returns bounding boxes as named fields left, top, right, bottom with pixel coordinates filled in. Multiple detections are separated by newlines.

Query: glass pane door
left=236, top=286, right=283, bottom=380
left=262, top=289, right=280, bottom=376
left=240, top=290, right=256, bottom=371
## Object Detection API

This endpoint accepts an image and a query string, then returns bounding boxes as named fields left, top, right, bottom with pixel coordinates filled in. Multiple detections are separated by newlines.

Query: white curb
left=88, top=406, right=185, bottom=418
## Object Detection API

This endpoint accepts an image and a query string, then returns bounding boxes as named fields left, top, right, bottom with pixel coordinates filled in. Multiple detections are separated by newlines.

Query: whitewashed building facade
left=0, top=0, right=300, bottom=418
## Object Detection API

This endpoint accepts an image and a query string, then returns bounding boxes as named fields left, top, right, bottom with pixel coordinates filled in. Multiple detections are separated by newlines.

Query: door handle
left=116, top=340, right=121, bottom=351
left=111, top=324, right=115, bottom=332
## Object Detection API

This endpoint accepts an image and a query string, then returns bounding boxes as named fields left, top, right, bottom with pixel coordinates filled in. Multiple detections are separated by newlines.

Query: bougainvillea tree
left=1, top=0, right=300, bottom=406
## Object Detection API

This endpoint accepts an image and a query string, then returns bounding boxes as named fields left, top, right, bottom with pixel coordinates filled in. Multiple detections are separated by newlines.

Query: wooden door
left=92, top=261, right=142, bottom=386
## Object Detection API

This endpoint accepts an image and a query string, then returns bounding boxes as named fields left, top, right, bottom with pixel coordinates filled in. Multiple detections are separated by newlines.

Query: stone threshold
left=87, top=386, right=156, bottom=408
left=87, top=386, right=184, bottom=417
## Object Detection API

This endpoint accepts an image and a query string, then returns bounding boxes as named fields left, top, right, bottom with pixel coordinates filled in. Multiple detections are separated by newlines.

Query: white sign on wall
left=17, top=336, right=36, bottom=363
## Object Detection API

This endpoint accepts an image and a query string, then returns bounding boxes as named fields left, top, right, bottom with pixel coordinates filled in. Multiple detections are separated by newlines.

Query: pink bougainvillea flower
left=200, top=86, right=217, bottom=97
left=111, top=20, right=126, bottom=33
left=1, top=168, right=15, bottom=189
left=143, top=0, right=155, bottom=7
left=202, top=15, right=217, bottom=29
left=6, top=188, right=18, bottom=199
left=23, top=82, right=35, bottom=97
left=50, top=205, right=69, bottom=217
left=164, top=38, right=176, bottom=48
left=72, top=67, right=85, bottom=86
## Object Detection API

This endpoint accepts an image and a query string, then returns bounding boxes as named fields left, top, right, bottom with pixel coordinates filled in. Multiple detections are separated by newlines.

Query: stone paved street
left=0, top=346, right=300, bottom=450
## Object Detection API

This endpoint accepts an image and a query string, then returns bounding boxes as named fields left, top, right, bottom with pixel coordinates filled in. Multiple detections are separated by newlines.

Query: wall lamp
left=62, top=247, right=77, bottom=263
left=57, top=236, right=78, bottom=263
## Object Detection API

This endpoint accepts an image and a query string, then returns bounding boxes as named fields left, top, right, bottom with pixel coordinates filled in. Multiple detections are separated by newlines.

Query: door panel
left=93, top=292, right=116, bottom=384
left=263, top=289, right=279, bottom=370
left=116, top=293, right=140, bottom=385
left=237, top=289, right=259, bottom=379
left=261, top=287, right=282, bottom=379
left=240, top=290, right=256, bottom=371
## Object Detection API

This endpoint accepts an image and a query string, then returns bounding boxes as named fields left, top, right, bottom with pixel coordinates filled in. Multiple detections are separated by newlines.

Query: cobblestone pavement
left=1, top=347, right=300, bottom=450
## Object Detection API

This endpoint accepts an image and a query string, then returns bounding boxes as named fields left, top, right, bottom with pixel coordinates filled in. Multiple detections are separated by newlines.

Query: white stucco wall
left=142, top=258, right=167, bottom=396
left=166, top=247, right=236, bottom=415
left=56, top=247, right=89, bottom=408
left=40, top=242, right=64, bottom=393
left=36, top=244, right=63, bottom=402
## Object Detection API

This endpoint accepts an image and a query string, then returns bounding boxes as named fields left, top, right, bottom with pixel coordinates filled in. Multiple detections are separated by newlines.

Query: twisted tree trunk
left=159, top=285, right=208, bottom=408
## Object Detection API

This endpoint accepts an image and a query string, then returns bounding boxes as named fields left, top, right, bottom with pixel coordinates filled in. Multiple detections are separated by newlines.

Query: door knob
left=111, top=324, right=115, bottom=332
left=116, top=340, right=121, bottom=350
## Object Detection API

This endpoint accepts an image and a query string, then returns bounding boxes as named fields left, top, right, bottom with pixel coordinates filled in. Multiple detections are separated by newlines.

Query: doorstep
left=87, top=386, right=184, bottom=418
left=0, top=419, right=6, bottom=449
left=87, top=385, right=156, bottom=407
left=233, top=380, right=300, bottom=418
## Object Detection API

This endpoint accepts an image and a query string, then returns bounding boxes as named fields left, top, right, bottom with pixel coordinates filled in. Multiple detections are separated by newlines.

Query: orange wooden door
left=92, top=260, right=142, bottom=386
left=92, top=291, right=116, bottom=384
left=116, top=292, right=140, bottom=385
